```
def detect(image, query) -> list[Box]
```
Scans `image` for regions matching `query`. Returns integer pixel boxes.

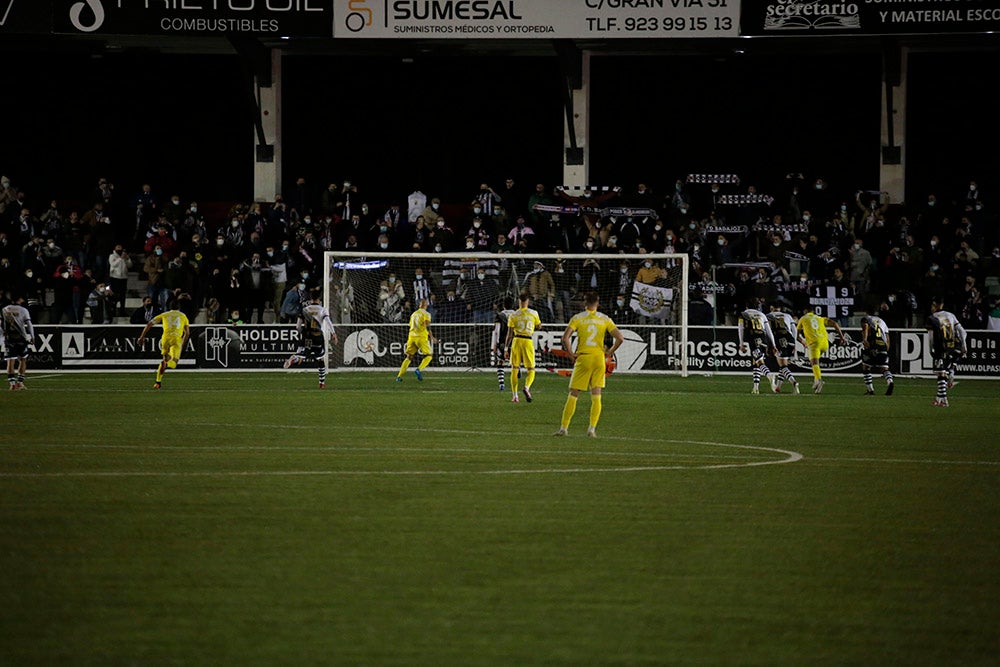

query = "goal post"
[323,251,689,376]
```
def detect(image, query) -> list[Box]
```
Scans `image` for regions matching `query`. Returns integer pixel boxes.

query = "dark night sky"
[3,47,998,217]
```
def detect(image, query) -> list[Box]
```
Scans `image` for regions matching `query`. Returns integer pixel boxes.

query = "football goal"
[322,251,689,375]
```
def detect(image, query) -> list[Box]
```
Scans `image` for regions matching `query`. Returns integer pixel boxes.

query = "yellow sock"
[417,355,433,371]
[397,358,411,377]
[589,394,602,428]
[812,364,822,381]
[155,361,165,383]
[511,368,519,393]
[561,395,578,429]
[525,369,536,389]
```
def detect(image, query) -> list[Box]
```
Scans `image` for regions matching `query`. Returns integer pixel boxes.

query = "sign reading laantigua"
[52,0,332,36]
[333,0,740,38]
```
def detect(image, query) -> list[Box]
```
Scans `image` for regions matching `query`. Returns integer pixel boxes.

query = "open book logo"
[69,0,106,33]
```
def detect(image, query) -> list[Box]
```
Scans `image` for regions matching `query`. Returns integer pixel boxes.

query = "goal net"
[322,252,689,375]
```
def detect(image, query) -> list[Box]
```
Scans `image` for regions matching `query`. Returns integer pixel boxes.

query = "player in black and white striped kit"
[283,289,338,389]
[738,304,777,395]
[926,297,967,407]
[2,295,36,391]
[765,304,801,394]
[860,313,894,396]
[491,296,516,392]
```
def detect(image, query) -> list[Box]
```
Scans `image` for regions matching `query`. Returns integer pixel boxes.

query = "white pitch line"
[0,428,802,477]
[804,456,1000,466]
[15,442,776,460]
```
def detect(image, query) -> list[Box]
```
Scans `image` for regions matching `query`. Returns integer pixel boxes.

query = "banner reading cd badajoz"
[333,0,739,39]
[51,0,331,36]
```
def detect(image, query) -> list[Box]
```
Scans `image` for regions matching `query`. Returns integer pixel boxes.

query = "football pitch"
[2,371,998,665]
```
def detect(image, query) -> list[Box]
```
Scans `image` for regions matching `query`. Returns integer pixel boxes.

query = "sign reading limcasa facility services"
[742,0,1000,35]
[51,0,332,36]
[26,324,1000,378]
[333,0,739,38]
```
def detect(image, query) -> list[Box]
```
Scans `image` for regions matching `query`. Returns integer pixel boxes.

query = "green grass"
[1,371,998,665]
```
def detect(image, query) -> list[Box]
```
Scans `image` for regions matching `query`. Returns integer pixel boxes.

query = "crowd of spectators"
[1,171,998,331]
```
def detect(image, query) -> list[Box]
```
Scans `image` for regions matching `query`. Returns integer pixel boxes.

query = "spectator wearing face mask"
[474,182,502,217]
[379,272,406,323]
[163,194,185,225]
[611,292,636,325]
[465,216,494,250]
[848,237,875,297]
[265,243,288,317]
[507,215,536,248]
[464,267,499,324]
[711,234,735,269]
[280,280,309,324]
[40,238,65,277]
[428,217,455,252]
[432,288,464,324]
[143,244,170,310]
[368,217,395,250]
[918,262,947,308]
[527,184,553,225]
[18,266,46,323]
[411,267,434,304]
[635,258,665,286]
[144,225,178,260]
[52,255,85,323]
[108,245,133,315]
[421,197,444,228]
[556,185,620,246]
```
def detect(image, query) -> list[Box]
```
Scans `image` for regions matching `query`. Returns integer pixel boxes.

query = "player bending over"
[926,297,967,407]
[765,304,800,394]
[738,303,778,395]
[860,313,894,396]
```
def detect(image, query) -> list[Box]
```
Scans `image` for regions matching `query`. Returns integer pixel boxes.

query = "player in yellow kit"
[796,309,845,394]
[396,297,438,382]
[137,293,192,390]
[503,291,542,403]
[554,291,625,438]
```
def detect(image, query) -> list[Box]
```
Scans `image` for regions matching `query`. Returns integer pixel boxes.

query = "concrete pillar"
[253,49,282,203]
[562,50,591,188]
[880,47,906,204]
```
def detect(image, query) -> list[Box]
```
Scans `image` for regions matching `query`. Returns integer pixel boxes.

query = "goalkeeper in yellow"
[554,291,624,438]
[137,293,192,390]
[796,308,845,394]
[396,297,438,382]
[503,291,542,404]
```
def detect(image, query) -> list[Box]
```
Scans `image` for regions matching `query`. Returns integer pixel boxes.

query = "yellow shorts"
[807,338,829,359]
[568,353,606,392]
[405,335,431,357]
[509,338,535,369]
[161,336,183,361]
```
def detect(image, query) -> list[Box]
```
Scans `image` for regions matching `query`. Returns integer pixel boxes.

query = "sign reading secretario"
[333,0,740,38]
[741,0,1000,35]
